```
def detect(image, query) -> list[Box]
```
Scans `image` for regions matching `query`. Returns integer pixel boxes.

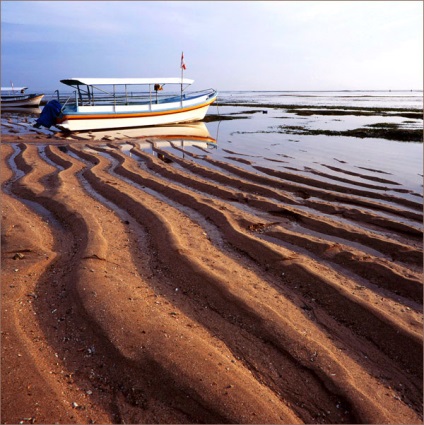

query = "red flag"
[181,52,186,70]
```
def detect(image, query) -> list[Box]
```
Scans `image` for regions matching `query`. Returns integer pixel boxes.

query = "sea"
[216,90,423,109]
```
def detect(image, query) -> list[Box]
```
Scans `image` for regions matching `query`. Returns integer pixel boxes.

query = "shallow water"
[204,103,423,200]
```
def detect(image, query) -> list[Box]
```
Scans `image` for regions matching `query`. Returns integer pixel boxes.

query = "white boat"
[50,78,217,132]
[1,86,44,107]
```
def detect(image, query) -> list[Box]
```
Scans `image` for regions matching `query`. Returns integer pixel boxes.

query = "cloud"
[1,1,422,91]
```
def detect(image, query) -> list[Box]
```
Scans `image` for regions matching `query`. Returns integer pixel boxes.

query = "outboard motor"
[34,100,62,128]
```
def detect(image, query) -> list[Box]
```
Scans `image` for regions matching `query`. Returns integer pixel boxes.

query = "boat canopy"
[1,86,28,92]
[60,78,194,87]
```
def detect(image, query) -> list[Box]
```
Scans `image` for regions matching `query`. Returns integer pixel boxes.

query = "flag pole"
[180,51,184,104]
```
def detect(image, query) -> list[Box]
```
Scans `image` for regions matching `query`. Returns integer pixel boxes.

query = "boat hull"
[1,94,44,107]
[56,96,217,132]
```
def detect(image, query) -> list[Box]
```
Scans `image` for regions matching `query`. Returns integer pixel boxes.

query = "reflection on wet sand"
[75,123,218,160]
[73,122,216,142]
[81,123,218,159]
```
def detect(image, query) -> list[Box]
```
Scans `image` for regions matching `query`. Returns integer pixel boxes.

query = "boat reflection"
[78,122,217,157]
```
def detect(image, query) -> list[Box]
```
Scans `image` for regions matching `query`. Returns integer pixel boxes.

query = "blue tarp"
[35,100,62,128]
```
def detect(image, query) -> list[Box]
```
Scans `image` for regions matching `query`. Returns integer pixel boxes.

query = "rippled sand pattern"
[1,136,423,424]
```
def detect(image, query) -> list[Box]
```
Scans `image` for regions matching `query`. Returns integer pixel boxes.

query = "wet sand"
[1,126,423,424]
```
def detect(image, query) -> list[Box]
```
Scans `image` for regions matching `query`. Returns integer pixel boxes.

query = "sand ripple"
[1,137,422,424]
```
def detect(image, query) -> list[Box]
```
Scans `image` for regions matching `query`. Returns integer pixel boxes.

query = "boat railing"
[184,88,217,100]
[80,92,155,106]
[56,88,216,109]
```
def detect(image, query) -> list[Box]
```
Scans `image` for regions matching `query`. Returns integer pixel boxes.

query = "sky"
[1,1,423,92]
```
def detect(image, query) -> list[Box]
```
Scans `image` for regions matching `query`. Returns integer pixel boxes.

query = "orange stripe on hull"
[57,97,216,123]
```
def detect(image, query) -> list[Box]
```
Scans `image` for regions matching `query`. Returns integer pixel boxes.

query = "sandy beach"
[1,107,423,424]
